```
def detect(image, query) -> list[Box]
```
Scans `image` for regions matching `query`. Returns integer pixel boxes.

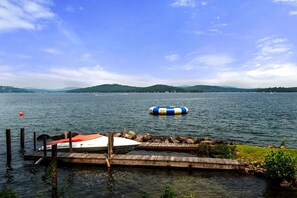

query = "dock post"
[6,129,12,163]
[20,128,25,149]
[108,131,114,159]
[68,131,73,153]
[43,136,47,159]
[51,144,58,198]
[122,128,126,138]
[33,132,36,151]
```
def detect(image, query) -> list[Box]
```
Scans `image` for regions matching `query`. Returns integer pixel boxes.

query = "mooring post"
[6,129,12,163]
[51,144,58,198]
[33,132,36,151]
[122,128,126,138]
[68,131,73,153]
[108,131,114,159]
[43,136,47,159]
[20,128,25,149]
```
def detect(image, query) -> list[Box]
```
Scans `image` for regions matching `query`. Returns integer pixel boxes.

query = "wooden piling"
[6,129,12,163]
[68,131,73,153]
[122,128,126,138]
[33,132,36,151]
[20,128,25,149]
[107,131,114,159]
[43,136,47,159]
[51,144,58,198]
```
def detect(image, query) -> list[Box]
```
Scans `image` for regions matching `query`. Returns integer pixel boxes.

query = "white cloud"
[289,10,297,14]
[43,48,61,55]
[171,0,196,7]
[165,54,180,62]
[179,54,235,70]
[199,37,297,88]
[0,65,165,89]
[0,0,55,32]
[273,0,297,15]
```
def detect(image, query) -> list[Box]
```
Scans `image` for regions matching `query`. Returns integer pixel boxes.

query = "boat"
[149,106,188,115]
[38,134,140,152]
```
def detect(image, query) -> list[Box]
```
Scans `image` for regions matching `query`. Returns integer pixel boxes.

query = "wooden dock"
[24,152,246,171]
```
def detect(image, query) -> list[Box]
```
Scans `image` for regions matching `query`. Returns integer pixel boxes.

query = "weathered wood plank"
[24,151,246,170]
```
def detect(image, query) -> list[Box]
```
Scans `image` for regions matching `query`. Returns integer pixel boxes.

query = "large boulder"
[143,133,153,142]
[125,130,137,139]
[134,135,144,142]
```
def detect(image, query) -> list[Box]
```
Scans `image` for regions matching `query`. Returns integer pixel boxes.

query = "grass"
[236,144,297,167]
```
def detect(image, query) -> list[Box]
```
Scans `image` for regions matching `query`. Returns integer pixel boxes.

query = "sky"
[1,0,297,89]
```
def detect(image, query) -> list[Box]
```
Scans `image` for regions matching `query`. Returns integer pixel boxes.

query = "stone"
[186,138,195,144]
[134,135,143,142]
[143,133,153,142]
[113,132,122,137]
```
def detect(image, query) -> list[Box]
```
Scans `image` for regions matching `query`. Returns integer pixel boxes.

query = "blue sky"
[1,0,297,89]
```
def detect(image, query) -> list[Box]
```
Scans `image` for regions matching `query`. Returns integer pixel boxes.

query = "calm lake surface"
[0,93,296,197]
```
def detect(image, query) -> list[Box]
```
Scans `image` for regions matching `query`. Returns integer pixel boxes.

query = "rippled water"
[0,93,296,197]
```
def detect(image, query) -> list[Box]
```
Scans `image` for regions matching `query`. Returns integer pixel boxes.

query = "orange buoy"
[19,112,24,117]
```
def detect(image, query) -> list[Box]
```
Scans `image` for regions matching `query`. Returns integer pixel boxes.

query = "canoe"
[38,134,140,152]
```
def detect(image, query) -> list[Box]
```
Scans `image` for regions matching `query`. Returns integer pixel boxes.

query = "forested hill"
[256,87,297,92]
[0,86,32,93]
[68,84,254,93]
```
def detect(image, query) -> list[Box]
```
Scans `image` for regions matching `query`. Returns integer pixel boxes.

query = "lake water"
[0,93,296,197]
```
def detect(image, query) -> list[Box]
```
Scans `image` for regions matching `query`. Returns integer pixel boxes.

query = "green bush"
[210,144,236,159]
[264,151,296,183]
[0,188,19,198]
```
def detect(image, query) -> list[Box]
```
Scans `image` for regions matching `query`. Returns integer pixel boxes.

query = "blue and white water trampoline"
[149,106,189,115]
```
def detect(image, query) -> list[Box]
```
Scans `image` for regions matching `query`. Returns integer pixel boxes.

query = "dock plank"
[24,151,246,171]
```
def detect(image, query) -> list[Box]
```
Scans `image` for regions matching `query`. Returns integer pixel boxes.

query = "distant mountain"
[256,87,297,92]
[137,84,190,93]
[0,86,32,93]
[25,87,80,93]
[68,84,254,93]
[68,84,139,93]
[183,85,254,92]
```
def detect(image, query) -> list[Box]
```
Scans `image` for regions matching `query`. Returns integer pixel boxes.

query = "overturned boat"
[38,134,140,152]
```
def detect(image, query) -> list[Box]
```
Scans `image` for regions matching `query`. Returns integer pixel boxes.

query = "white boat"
[38,134,140,152]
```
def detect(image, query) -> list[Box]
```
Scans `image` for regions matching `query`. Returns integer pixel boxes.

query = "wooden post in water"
[6,129,12,163]
[107,131,114,159]
[33,132,36,151]
[68,131,73,153]
[43,136,47,159]
[20,128,25,149]
[51,144,58,198]
[122,128,126,138]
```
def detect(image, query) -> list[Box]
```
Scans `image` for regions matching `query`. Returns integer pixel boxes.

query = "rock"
[176,135,188,143]
[200,140,214,145]
[134,135,143,142]
[170,137,180,144]
[280,145,286,149]
[164,139,170,144]
[143,133,153,142]
[125,130,137,139]
[186,138,195,144]
[153,138,162,143]
[113,132,122,137]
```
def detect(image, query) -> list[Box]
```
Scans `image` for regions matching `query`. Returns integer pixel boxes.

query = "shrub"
[160,185,176,198]
[264,151,296,183]
[0,188,19,198]
[210,144,236,159]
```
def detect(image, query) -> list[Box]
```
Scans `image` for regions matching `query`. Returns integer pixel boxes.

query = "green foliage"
[0,188,20,198]
[210,144,236,159]
[279,139,287,148]
[197,143,236,159]
[160,185,176,198]
[264,151,296,183]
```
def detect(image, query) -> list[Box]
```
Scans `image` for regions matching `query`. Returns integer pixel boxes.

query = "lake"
[0,93,296,197]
